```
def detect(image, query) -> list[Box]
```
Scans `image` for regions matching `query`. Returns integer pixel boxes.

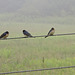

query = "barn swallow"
[45,28,55,38]
[23,30,33,37]
[0,31,9,39]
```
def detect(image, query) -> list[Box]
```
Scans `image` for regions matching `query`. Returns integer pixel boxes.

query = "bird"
[0,31,9,39]
[23,30,33,37]
[45,28,55,38]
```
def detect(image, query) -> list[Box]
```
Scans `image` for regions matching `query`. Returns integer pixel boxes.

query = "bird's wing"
[0,33,6,38]
[48,29,52,35]
[23,31,32,36]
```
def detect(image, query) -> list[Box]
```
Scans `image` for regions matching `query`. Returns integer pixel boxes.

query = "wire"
[0,66,75,74]
[0,33,75,40]
[54,33,75,36]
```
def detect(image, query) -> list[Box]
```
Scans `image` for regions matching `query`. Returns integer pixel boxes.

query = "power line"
[0,66,75,74]
[54,33,75,36]
[0,33,75,40]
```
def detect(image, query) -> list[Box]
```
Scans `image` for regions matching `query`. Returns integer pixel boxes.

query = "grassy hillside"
[0,16,75,75]
[0,0,75,75]
[0,24,75,75]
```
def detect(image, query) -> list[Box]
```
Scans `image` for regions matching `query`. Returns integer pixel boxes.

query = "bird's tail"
[31,35,36,38]
[45,35,48,38]
[30,35,33,37]
[27,34,36,38]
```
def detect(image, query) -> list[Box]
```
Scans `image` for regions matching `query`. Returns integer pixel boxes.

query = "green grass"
[0,17,75,75]
[0,35,75,75]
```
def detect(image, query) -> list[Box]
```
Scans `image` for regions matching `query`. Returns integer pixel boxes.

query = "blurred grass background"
[0,0,75,74]
[0,17,75,75]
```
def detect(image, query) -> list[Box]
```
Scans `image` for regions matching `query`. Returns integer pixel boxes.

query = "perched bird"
[23,30,32,37]
[45,28,55,38]
[0,31,9,39]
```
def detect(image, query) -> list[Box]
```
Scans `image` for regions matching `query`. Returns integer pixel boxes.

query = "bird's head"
[51,28,54,30]
[6,31,9,34]
[23,30,25,32]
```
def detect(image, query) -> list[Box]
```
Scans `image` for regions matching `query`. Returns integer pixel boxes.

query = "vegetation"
[0,0,75,75]
[0,23,75,75]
